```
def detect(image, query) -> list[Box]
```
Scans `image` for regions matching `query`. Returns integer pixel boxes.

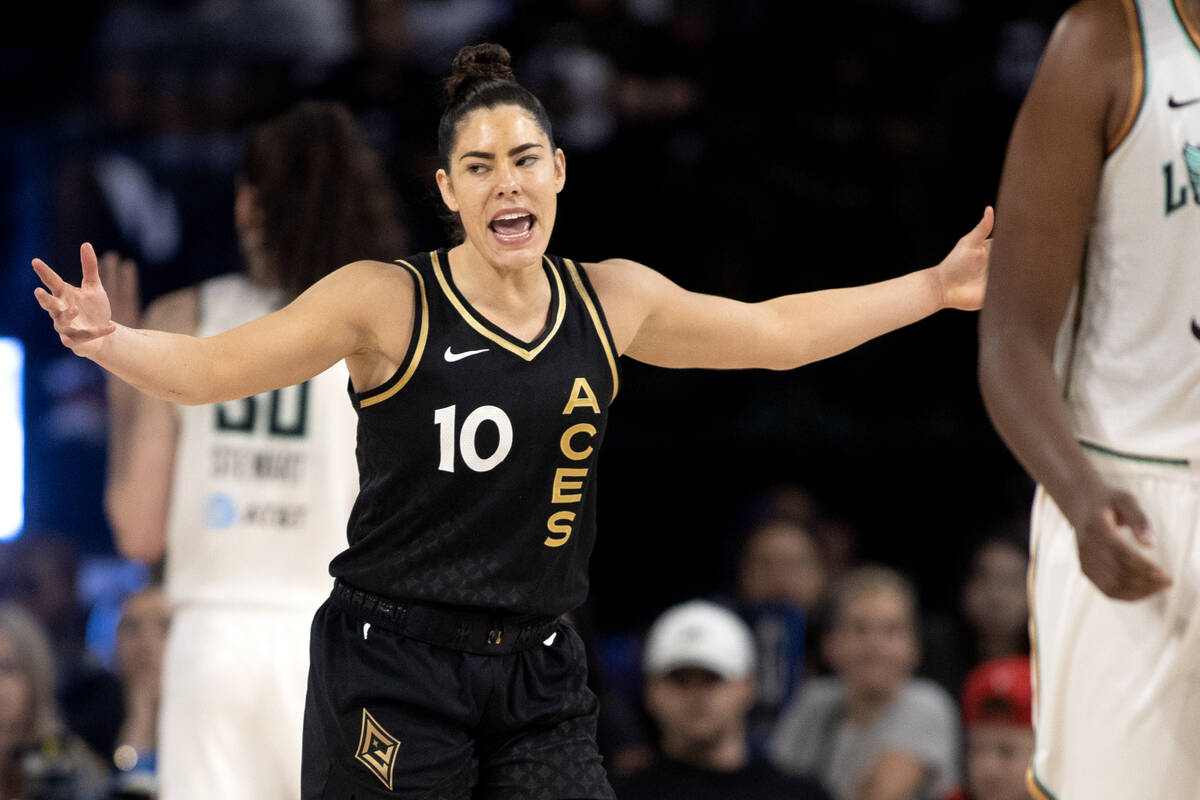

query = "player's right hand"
[33,242,117,359]
[1071,486,1172,601]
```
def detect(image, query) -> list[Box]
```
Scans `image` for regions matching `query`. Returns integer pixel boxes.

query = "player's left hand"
[933,205,993,311]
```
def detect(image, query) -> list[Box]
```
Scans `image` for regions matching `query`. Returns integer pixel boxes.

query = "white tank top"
[1063,0,1200,460]
[165,274,357,611]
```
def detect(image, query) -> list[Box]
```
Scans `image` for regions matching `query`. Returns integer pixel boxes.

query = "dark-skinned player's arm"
[978,0,1170,601]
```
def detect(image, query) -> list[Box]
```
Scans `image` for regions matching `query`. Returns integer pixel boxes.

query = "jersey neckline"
[430,249,566,362]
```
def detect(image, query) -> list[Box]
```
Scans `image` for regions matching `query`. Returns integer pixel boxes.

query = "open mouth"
[488,212,536,243]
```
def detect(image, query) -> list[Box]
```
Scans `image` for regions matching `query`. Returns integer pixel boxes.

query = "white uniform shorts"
[159,605,315,800]
[1028,450,1200,799]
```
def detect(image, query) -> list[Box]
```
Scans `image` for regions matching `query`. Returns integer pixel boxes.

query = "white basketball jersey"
[165,274,358,611]
[1063,0,1200,459]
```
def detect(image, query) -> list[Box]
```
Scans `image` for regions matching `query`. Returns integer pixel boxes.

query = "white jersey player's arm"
[102,254,194,563]
[978,0,1170,600]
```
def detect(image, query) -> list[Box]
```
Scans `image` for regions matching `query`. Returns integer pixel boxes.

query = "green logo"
[1184,143,1200,201]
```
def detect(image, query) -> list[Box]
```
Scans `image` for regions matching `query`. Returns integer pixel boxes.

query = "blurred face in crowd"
[0,631,31,737]
[825,587,919,700]
[962,540,1028,642]
[115,587,170,692]
[645,667,754,753]
[966,723,1035,800]
[737,520,827,611]
[437,104,566,272]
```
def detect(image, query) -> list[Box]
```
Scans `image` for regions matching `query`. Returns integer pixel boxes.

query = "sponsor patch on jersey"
[204,492,238,529]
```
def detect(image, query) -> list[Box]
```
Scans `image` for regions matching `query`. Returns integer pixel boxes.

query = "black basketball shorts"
[301,597,616,799]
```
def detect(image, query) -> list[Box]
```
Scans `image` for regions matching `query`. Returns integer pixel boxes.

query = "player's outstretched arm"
[33,242,407,406]
[977,0,1169,600]
[98,251,183,563]
[586,206,990,371]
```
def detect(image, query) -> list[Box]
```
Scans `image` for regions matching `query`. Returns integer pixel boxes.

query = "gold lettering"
[562,378,600,415]
[545,511,575,547]
[559,423,596,461]
[552,467,588,503]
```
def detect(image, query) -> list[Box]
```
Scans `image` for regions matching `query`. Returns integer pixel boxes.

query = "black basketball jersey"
[330,249,620,617]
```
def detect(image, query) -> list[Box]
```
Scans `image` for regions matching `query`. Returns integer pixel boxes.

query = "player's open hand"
[33,243,117,358]
[934,205,993,311]
[1071,485,1172,601]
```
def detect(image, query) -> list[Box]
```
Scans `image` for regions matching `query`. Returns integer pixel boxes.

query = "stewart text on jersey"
[331,250,621,617]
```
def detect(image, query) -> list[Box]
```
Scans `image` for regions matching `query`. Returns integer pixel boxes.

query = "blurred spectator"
[0,602,108,800]
[770,565,959,800]
[921,531,1029,698]
[614,599,829,800]
[734,512,830,751]
[942,657,1033,800]
[107,583,169,800]
[0,534,124,760]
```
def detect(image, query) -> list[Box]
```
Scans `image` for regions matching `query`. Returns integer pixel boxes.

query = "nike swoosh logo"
[1192,318,1200,340]
[1169,95,1200,109]
[444,346,489,362]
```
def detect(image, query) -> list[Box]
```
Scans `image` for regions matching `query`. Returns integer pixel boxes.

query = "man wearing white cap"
[614,599,830,800]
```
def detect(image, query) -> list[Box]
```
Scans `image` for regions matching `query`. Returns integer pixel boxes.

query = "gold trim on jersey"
[359,260,429,408]
[562,259,619,402]
[1026,767,1057,800]
[1024,490,1058,800]
[1109,0,1147,155]
[431,250,565,361]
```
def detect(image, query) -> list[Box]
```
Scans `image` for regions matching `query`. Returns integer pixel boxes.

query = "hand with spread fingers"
[32,242,117,358]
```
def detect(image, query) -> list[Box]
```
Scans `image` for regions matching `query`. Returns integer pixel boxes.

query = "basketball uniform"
[301,250,620,799]
[159,273,359,800]
[1028,2,1200,796]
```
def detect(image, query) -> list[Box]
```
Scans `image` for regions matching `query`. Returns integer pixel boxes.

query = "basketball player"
[978,1,1200,797]
[35,44,991,800]
[101,101,405,799]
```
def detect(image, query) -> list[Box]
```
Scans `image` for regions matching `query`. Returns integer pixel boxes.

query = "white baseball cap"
[642,599,756,680]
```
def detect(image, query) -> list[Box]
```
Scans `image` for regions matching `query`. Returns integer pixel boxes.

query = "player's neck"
[446,242,550,319]
[846,683,902,723]
[1184,0,1200,25]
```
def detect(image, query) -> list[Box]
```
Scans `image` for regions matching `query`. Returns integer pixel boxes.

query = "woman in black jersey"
[34,43,991,800]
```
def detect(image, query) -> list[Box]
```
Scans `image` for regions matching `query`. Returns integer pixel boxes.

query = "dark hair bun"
[444,43,516,105]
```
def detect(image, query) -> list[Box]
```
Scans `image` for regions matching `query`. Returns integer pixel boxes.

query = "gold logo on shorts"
[355,708,400,790]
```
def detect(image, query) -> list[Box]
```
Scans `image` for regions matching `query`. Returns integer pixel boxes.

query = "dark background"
[0,0,1071,637]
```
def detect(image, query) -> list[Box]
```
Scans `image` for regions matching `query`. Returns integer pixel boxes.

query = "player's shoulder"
[581,257,666,293]
[143,283,200,334]
[1051,0,1136,62]
[328,258,417,296]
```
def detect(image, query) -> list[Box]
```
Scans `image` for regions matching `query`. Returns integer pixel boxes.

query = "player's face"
[0,631,31,732]
[963,541,1028,640]
[825,588,919,697]
[436,105,565,272]
[737,522,827,610]
[645,667,754,749]
[966,723,1035,800]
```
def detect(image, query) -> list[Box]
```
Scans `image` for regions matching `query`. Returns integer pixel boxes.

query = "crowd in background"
[1,0,1073,798]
